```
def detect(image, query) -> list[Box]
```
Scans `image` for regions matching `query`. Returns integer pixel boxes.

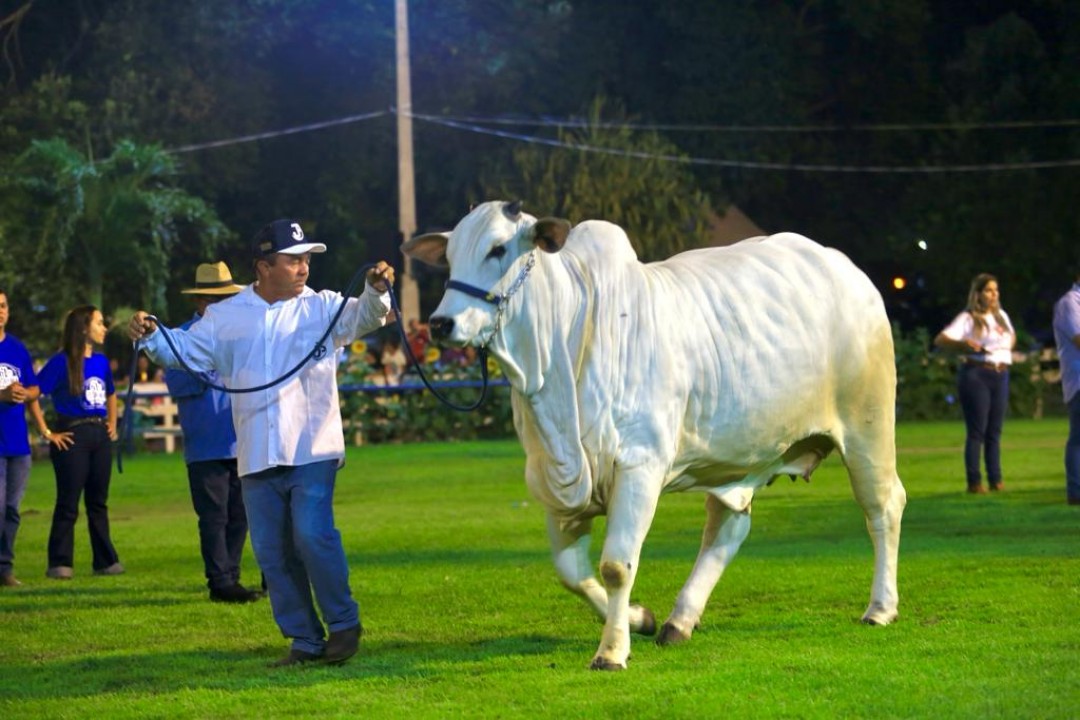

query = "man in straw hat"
[129,221,395,667]
[164,262,262,604]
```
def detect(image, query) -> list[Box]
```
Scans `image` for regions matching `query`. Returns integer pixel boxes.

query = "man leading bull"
[128,219,395,667]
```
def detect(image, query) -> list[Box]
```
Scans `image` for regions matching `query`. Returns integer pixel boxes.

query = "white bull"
[402,200,906,670]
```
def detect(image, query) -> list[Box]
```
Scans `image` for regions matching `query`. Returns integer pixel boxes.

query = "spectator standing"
[1052,271,1080,505]
[0,289,41,587]
[134,354,162,384]
[33,305,123,579]
[164,262,262,603]
[380,336,407,386]
[128,219,394,667]
[934,273,1016,494]
[406,318,430,365]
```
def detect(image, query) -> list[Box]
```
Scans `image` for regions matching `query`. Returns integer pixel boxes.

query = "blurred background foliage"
[0,0,1074,419]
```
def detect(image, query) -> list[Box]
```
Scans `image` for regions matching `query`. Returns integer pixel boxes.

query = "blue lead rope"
[117,265,491,472]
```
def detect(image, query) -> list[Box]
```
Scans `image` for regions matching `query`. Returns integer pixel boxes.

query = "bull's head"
[401,200,571,347]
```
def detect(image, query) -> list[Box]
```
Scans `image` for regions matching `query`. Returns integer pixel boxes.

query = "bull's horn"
[504,200,524,219]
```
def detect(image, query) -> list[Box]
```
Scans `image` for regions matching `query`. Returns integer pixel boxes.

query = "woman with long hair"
[32,305,123,578]
[934,273,1016,494]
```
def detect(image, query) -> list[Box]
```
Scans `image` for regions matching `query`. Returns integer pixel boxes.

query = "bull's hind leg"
[545,513,656,635]
[659,494,751,646]
[842,431,907,626]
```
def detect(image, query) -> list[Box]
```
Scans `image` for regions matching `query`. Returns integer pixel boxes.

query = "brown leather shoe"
[967,484,987,495]
[324,624,362,665]
[0,573,21,587]
[268,649,322,668]
[989,482,1004,492]
[46,566,74,580]
[93,562,125,576]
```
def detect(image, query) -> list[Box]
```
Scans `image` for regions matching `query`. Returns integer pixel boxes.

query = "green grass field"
[1,419,1077,719]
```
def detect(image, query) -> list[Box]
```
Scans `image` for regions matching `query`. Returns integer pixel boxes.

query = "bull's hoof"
[656,621,692,647]
[632,604,657,636]
[861,606,898,626]
[589,656,627,671]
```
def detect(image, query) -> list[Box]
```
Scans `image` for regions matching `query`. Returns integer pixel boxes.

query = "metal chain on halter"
[481,250,536,350]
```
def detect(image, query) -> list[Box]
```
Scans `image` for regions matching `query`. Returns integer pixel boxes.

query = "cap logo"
[291,223,304,241]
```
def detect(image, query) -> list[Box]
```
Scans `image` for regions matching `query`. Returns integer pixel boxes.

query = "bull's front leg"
[546,514,656,635]
[591,472,661,671]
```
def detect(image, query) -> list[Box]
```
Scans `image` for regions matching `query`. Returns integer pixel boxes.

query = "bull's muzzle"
[429,316,455,341]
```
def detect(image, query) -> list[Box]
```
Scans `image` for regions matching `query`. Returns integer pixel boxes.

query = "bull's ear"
[533,217,571,253]
[401,232,450,268]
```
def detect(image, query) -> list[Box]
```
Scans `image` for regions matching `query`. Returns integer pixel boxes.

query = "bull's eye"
[486,245,507,261]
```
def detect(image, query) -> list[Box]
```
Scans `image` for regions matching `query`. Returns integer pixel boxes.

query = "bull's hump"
[564,221,638,266]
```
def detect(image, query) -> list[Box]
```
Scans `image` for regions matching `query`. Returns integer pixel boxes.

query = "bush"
[893,324,962,421]
[891,323,1062,422]
[335,326,1063,443]
[338,350,515,444]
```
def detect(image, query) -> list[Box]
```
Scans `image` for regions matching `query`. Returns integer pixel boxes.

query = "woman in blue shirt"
[0,289,41,587]
[33,305,123,579]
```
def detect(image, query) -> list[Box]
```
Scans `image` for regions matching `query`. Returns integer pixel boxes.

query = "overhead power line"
[162,107,1080,173]
[411,113,1080,173]
[410,113,1080,133]
[168,110,389,154]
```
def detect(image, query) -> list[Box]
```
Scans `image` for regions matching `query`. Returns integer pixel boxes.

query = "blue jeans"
[958,365,1009,487]
[242,460,358,655]
[1067,393,1080,501]
[0,454,31,575]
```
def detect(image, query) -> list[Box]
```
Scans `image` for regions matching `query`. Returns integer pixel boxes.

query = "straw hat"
[181,262,246,295]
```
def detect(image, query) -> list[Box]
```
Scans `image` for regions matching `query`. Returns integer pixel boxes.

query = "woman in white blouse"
[934,273,1016,494]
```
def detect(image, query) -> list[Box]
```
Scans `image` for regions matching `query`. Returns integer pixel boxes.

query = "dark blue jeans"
[958,365,1009,487]
[1066,392,1080,501]
[187,458,248,590]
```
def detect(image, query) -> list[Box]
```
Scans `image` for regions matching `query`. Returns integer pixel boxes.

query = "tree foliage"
[0,0,1075,342]
[0,138,231,350]
[483,99,710,262]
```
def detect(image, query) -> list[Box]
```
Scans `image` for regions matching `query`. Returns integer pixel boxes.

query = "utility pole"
[395,0,420,325]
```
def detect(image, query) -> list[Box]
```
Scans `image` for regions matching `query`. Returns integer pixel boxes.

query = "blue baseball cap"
[251,219,327,257]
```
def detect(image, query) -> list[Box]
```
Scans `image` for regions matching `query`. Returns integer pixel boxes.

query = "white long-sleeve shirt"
[939,309,1015,365]
[143,283,391,477]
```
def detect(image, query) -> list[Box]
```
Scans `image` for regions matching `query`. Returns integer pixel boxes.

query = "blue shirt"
[1053,282,1080,404]
[0,334,37,456]
[37,352,115,417]
[163,313,238,464]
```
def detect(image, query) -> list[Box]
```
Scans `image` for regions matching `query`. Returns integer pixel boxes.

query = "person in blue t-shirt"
[0,289,41,587]
[33,305,122,580]
[164,262,262,604]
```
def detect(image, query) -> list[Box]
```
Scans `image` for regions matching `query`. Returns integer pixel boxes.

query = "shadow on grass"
[0,586,196,614]
[347,546,545,568]
[4,633,577,701]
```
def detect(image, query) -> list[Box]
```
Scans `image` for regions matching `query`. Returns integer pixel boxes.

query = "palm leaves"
[0,137,231,345]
